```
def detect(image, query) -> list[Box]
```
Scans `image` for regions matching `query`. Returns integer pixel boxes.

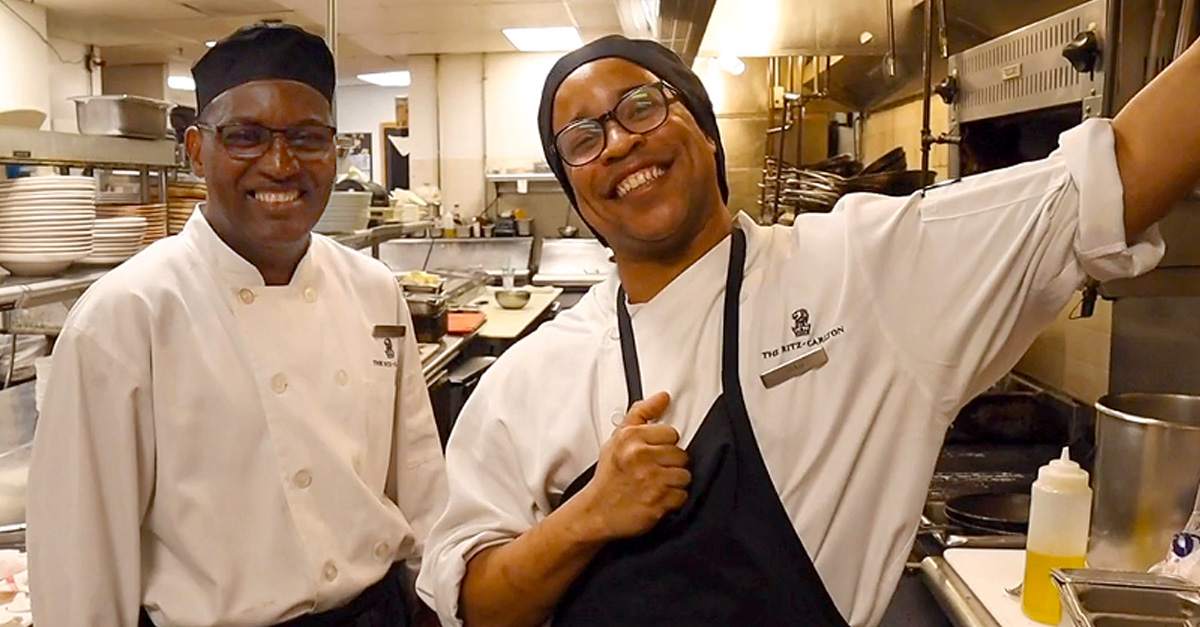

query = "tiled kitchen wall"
[1015,297,1113,403]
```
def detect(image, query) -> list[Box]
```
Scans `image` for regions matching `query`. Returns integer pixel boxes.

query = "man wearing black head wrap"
[29,23,446,627]
[423,34,1195,627]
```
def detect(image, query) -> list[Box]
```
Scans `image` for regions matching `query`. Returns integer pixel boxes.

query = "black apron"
[138,561,410,627]
[552,229,849,626]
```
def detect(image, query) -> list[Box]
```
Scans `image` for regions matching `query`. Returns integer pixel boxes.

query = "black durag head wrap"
[537,35,728,243]
[192,22,335,116]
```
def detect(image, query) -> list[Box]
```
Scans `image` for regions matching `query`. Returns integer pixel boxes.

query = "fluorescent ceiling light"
[356,71,412,87]
[167,75,196,91]
[205,40,217,48]
[502,27,582,52]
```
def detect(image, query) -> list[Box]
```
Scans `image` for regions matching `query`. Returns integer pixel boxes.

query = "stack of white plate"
[78,217,146,266]
[0,176,96,276]
[314,191,371,234]
[168,181,205,235]
[96,204,167,247]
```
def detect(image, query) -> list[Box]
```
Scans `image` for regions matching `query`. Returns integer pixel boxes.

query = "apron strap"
[721,229,747,404]
[615,229,746,412]
[615,286,644,408]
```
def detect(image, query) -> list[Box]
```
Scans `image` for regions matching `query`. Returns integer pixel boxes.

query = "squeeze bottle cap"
[1037,446,1090,492]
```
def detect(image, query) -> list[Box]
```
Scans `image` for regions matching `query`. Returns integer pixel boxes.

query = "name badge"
[372,325,407,338]
[760,346,828,389]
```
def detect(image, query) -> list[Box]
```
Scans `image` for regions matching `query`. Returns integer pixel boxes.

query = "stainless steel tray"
[71,95,170,140]
[1053,568,1200,626]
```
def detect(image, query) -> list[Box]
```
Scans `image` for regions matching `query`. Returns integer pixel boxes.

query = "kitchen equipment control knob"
[934,74,958,104]
[1063,30,1101,73]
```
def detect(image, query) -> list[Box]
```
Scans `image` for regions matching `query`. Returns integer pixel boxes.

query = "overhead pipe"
[884,0,897,77]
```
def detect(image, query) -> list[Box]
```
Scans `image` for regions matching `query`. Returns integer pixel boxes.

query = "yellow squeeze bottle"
[1022,447,1092,624]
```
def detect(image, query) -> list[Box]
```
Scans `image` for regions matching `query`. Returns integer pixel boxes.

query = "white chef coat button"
[374,541,390,560]
[610,410,625,426]
[323,561,339,582]
[608,328,620,341]
[237,288,255,305]
[270,373,288,394]
[293,469,312,489]
[303,287,317,303]
[335,369,349,386]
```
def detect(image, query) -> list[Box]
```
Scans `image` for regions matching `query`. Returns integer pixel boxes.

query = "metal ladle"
[558,203,579,238]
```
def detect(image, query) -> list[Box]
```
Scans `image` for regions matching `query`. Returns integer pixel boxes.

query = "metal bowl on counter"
[495,289,531,310]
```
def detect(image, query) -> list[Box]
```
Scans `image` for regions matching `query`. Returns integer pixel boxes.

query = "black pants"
[138,562,411,627]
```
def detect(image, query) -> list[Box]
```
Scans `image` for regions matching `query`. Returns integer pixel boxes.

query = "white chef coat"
[416,119,1165,626]
[28,209,447,627]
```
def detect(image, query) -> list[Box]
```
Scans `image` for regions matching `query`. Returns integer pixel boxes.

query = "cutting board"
[448,311,487,335]
[474,286,562,340]
[943,548,1062,627]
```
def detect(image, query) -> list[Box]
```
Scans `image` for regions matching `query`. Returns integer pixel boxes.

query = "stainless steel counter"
[920,556,1003,627]
[420,332,477,385]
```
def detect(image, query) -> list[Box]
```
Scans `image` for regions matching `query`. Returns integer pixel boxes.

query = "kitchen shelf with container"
[0,126,179,306]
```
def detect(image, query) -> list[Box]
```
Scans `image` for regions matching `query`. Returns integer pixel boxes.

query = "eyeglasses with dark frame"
[195,122,338,161]
[553,81,679,167]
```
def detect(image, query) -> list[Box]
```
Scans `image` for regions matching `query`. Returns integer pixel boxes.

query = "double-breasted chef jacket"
[28,208,448,627]
[417,119,1164,626]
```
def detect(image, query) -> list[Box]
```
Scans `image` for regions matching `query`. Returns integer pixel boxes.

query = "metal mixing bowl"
[495,289,531,309]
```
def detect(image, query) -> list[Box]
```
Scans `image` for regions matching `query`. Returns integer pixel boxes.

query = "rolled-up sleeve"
[415,379,540,626]
[1060,119,1165,279]
[28,329,154,627]
[842,118,1164,415]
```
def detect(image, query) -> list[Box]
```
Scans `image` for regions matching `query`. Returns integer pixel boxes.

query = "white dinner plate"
[0,225,93,234]
[0,209,96,218]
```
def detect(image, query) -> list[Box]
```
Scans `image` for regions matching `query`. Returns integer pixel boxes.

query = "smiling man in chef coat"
[415,34,1200,627]
[27,23,446,627]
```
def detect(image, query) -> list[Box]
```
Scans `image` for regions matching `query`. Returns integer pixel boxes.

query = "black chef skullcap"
[192,22,335,115]
[537,35,729,219]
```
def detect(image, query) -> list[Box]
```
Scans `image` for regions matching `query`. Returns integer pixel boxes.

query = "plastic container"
[1022,447,1092,624]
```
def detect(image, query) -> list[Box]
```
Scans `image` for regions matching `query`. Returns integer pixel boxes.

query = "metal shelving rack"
[0,128,178,313]
[0,128,434,312]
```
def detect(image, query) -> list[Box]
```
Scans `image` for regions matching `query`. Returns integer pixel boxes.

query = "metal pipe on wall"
[774,57,789,218]
[920,0,935,177]
[759,57,775,215]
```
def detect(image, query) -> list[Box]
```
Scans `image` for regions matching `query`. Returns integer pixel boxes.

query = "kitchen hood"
[616,0,718,65]
[696,0,1091,111]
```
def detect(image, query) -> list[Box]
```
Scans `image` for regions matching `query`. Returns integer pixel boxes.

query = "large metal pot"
[1089,393,1200,571]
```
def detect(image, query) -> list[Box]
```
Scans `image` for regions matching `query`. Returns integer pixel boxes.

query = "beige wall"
[102,64,167,100]
[861,97,950,181]
[1015,298,1113,403]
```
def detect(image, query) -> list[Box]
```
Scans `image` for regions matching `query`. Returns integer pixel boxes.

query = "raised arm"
[1113,37,1200,238]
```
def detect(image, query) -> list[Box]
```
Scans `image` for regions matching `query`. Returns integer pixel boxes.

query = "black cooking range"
[916,376,1093,555]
